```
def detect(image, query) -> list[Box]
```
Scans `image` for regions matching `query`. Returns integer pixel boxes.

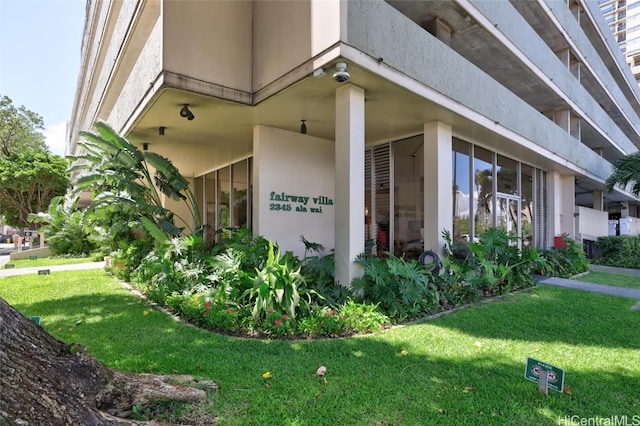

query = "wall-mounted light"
[180,104,195,120]
[300,120,307,134]
[158,126,166,136]
[142,142,149,151]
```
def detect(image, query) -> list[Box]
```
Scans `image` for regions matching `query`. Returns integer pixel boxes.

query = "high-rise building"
[68,1,640,285]
[599,0,640,80]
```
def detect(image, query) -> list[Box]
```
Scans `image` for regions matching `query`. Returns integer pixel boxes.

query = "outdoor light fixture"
[180,104,195,120]
[158,126,166,136]
[142,142,149,151]
[300,120,307,134]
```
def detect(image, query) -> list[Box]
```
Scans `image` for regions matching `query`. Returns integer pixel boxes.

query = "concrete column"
[423,121,452,256]
[548,172,576,241]
[555,109,570,133]
[334,84,365,287]
[621,201,630,218]
[593,190,603,211]
[39,233,45,248]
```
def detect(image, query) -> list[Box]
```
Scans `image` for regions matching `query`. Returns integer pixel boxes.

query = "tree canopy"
[0,95,48,157]
[0,152,69,228]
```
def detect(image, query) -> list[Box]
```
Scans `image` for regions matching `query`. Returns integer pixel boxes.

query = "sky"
[0,0,86,156]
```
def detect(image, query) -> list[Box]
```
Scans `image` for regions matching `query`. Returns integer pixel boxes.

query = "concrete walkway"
[536,264,640,310]
[0,255,105,278]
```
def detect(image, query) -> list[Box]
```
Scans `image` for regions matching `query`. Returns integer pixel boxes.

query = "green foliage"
[351,253,440,321]
[298,306,348,337]
[28,196,95,256]
[245,241,309,321]
[440,228,546,297]
[594,235,640,269]
[70,121,201,244]
[0,95,47,157]
[340,299,389,333]
[0,151,69,227]
[132,235,208,305]
[605,151,640,196]
[538,234,589,278]
[262,309,297,337]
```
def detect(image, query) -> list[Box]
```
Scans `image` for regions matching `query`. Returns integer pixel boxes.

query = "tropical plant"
[69,121,201,243]
[539,234,590,277]
[132,235,208,304]
[351,253,440,321]
[27,195,95,255]
[244,241,310,321]
[605,152,640,196]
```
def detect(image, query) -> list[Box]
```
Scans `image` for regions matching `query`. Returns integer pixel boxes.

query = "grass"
[575,271,640,289]
[4,256,93,269]
[1,270,639,425]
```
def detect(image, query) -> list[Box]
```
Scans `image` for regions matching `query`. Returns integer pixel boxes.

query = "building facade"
[68,0,640,286]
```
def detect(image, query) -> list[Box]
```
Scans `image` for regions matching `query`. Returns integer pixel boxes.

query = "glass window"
[473,146,493,236]
[521,165,534,247]
[452,139,472,243]
[393,136,424,260]
[497,154,518,196]
[218,166,231,229]
[205,171,217,241]
[194,176,204,231]
[232,160,248,228]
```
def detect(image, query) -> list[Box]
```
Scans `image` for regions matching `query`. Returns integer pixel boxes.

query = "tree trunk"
[0,297,214,425]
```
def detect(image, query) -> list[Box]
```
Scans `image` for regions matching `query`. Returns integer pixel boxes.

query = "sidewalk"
[0,258,105,278]
[537,264,640,301]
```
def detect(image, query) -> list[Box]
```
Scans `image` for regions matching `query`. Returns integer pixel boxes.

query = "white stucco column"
[423,121,452,256]
[621,201,630,218]
[334,84,365,286]
[593,189,603,211]
[548,171,576,241]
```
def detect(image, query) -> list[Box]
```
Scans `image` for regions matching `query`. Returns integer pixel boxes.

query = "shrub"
[244,241,312,321]
[262,309,297,337]
[594,235,640,269]
[299,306,348,337]
[340,299,389,333]
[540,234,590,277]
[133,236,208,305]
[350,254,440,321]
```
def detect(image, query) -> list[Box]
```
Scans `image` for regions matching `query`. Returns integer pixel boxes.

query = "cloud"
[44,121,68,157]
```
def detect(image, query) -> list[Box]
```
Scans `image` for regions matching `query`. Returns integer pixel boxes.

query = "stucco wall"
[577,206,608,240]
[253,126,335,258]
[163,0,252,93]
[345,0,614,182]
[253,0,340,90]
[470,0,639,153]
[107,12,162,131]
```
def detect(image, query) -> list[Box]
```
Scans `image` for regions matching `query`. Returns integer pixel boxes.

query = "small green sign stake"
[4,264,15,269]
[525,357,565,395]
[28,316,41,325]
[37,269,50,275]
[29,255,38,260]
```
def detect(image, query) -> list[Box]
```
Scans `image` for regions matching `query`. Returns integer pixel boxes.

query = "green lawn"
[1,270,639,425]
[4,256,93,269]
[575,271,640,289]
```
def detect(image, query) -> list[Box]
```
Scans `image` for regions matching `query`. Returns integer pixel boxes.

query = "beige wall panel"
[253,0,340,89]
[107,16,163,131]
[163,0,252,93]
[253,125,335,258]
[142,140,252,180]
